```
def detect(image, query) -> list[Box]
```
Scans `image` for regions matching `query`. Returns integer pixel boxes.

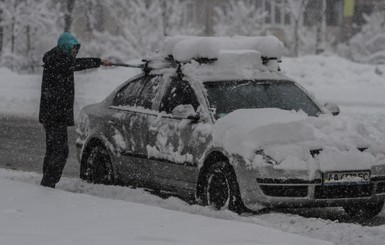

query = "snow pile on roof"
[146,36,285,76]
[162,36,284,62]
[181,49,286,81]
[212,108,385,177]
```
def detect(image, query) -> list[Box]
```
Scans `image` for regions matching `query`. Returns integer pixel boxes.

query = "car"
[76,36,385,218]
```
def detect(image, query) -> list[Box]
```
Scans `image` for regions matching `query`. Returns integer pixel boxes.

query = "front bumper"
[247,178,385,209]
[232,159,385,210]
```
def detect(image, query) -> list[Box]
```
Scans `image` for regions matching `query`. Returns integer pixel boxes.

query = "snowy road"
[0,116,79,177]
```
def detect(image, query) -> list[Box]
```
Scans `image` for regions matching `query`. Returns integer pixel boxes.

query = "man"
[39,32,112,188]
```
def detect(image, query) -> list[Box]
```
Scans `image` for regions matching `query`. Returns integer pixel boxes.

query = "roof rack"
[192,57,218,64]
[261,57,281,65]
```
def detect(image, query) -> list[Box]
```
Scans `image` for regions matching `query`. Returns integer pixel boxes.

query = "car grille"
[260,185,308,197]
[314,184,372,199]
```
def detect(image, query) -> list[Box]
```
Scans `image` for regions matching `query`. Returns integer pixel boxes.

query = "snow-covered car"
[76,36,385,218]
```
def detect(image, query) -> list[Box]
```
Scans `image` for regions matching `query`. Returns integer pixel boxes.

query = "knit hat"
[57,32,81,56]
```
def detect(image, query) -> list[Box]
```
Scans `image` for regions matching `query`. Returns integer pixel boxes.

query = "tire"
[83,144,114,185]
[202,161,246,213]
[343,200,384,219]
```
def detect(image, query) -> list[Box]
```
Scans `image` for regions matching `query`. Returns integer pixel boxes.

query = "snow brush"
[111,63,144,68]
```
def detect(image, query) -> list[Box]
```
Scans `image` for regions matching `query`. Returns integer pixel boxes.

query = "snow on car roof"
[162,36,284,62]
[147,36,286,79]
[181,52,288,82]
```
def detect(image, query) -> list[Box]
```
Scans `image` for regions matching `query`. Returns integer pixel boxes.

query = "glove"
[101,59,113,66]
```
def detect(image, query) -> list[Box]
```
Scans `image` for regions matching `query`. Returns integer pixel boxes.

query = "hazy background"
[1,0,385,73]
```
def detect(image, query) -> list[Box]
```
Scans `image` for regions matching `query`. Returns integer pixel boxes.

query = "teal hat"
[57,32,81,56]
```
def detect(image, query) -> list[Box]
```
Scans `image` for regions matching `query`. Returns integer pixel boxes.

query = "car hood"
[212,108,385,173]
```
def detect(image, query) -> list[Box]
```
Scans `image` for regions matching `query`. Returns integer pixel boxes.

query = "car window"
[204,80,321,118]
[112,77,145,107]
[136,76,161,110]
[160,78,200,114]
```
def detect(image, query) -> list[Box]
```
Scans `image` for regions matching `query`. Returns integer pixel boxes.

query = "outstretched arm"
[73,58,112,71]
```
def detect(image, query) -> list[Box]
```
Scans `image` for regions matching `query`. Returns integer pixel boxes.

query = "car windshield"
[204,80,322,118]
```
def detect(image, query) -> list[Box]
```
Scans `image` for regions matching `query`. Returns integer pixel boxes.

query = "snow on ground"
[0,169,330,245]
[1,54,385,244]
[1,168,385,245]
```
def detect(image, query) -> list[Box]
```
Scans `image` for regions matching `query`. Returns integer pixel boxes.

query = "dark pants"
[40,124,69,188]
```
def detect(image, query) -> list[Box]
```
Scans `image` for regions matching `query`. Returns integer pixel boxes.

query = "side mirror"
[172,104,200,122]
[324,102,340,116]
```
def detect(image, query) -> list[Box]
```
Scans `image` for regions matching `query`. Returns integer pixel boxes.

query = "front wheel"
[343,200,384,219]
[202,161,246,213]
[83,144,114,185]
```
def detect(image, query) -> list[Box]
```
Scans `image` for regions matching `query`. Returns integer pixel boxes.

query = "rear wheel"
[83,144,114,185]
[202,161,246,213]
[343,200,384,219]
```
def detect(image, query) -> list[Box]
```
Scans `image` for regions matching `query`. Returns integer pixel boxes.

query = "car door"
[147,76,211,195]
[108,76,153,185]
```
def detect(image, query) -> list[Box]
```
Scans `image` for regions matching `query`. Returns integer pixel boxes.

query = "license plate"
[323,171,371,185]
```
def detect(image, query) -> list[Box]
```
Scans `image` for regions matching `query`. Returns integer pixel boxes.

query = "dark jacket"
[39,47,101,126]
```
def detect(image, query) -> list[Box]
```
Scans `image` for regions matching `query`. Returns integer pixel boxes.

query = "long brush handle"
[111,63,144,68]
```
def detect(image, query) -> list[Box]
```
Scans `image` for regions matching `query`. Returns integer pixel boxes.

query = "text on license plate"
[323,171,371,185]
